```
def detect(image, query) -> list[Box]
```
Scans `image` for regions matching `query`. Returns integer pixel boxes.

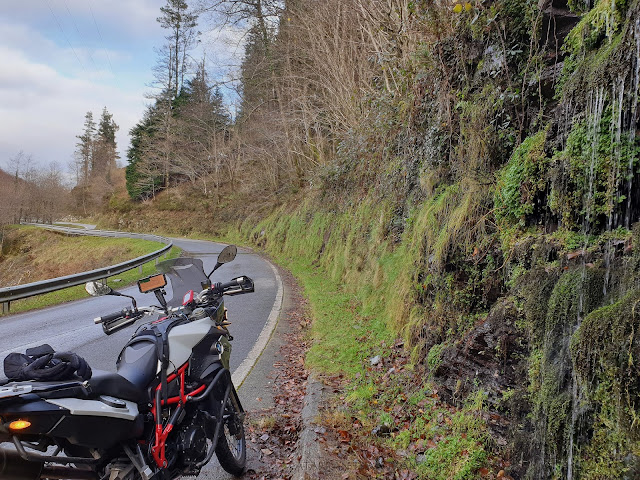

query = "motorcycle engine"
[175,411,209,467]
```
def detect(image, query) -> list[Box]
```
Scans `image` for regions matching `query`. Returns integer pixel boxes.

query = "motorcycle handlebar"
[221,278,245,290]
[94,309,128,324]
[212,276,255,295]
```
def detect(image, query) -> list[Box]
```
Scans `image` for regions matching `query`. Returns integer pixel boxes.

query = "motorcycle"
[0,245,255,480]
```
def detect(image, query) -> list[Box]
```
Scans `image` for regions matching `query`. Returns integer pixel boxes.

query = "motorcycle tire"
[215,395,246,476]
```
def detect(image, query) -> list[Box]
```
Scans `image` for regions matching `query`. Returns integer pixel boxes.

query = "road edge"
[293,373,324,480]
[231,258,284,387]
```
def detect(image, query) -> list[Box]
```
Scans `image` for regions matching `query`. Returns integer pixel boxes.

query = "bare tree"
[156,0,200,99]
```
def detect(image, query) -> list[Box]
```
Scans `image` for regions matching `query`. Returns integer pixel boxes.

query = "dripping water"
[625,18,640,229]
[563,99,574,150]
[604,76,625,296]
[567,87,606,480]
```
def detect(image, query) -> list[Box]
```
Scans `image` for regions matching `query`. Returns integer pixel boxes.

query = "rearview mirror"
[207,245,238,278]
[217,245,237,264]
[85,282,113,297]
[138,274,167,293]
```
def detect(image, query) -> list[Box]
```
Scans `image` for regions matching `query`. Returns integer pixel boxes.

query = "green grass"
[276,255,393,377]
[3,246,181,315]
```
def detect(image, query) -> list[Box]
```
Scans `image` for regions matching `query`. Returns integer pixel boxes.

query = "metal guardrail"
[0,225,173,313]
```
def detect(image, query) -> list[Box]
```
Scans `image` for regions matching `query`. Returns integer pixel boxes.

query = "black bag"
[4,344,92,382]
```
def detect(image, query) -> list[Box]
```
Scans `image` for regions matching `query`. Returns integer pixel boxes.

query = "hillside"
[97,0,640,478]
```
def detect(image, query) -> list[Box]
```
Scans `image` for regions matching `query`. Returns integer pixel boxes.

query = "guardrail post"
[139,265,143,274]
[2,301,9,314]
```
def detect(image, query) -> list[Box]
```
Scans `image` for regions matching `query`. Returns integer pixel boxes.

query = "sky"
[0,1,245,180]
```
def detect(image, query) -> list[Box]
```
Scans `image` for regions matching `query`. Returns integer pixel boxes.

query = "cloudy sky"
[0,1,243,178]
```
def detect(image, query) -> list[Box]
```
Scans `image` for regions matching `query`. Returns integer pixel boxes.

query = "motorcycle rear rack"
[0,384,33,399]
[0,380,89,401]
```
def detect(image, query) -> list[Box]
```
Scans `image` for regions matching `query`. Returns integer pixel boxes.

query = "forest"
[4,0,640,477]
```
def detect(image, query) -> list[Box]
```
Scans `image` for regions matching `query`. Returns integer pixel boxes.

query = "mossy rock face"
[525,267,605,478]
[546,268,605,341]
[569,287,640,477]
[495,130,549,227]
[572,288,640,427]
[515,265,561,344]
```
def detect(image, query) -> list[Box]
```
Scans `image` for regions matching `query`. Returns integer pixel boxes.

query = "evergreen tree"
[93,107,119,181]
[126,106,164,200]
[156,0,199,100]
[75,111,95,185]
[239,24,274,120]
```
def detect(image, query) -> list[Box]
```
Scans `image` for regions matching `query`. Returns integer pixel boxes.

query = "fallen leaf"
[338,430,352,443]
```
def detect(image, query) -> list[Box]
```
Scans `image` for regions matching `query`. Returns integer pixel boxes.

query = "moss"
[572,288,640,426]
[548,99,637,232]
[579,422,635,479]
[494,129,549,227]
[525,268,605,477]
[568,287,640,476]
[516,266,561,345]
[565,0,624,51]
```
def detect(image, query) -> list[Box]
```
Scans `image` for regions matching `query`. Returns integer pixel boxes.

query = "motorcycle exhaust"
[0,449,98,480]
[0,448,43,480]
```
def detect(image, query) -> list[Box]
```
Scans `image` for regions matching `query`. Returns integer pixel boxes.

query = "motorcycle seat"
[88,370,144,403]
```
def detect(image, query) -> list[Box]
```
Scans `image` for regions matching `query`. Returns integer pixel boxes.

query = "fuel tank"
[167,316,218,369]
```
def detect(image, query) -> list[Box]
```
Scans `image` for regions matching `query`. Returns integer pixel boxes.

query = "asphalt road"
[0,235,281,479]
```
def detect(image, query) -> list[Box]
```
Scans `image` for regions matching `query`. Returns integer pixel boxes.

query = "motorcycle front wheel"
[215,395,246,476]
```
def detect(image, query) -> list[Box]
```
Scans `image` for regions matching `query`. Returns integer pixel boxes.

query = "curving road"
[0,235,282,479]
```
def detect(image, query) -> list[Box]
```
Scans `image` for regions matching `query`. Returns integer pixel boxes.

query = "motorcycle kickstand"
[123,444,155,480]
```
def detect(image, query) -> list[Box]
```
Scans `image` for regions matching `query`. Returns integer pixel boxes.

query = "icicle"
[585,87,605,232]
[563,99,574,150]
[567,370,580,480]
[568,87,606,480]
[625,19,640,229]
[604,77,625,296]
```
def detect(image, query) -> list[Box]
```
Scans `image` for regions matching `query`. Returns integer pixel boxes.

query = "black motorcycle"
[0,245,254,480]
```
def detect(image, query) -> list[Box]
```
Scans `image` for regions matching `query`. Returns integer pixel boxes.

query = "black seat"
[88,370,144,403]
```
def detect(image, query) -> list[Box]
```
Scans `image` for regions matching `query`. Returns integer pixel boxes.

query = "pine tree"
[75,111,95,185]
[126,106,165,200]
[93,107,119,181]
[156,0,199,100]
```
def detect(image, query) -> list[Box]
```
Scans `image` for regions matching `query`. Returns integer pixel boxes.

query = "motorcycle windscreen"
[156,257,209,307]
